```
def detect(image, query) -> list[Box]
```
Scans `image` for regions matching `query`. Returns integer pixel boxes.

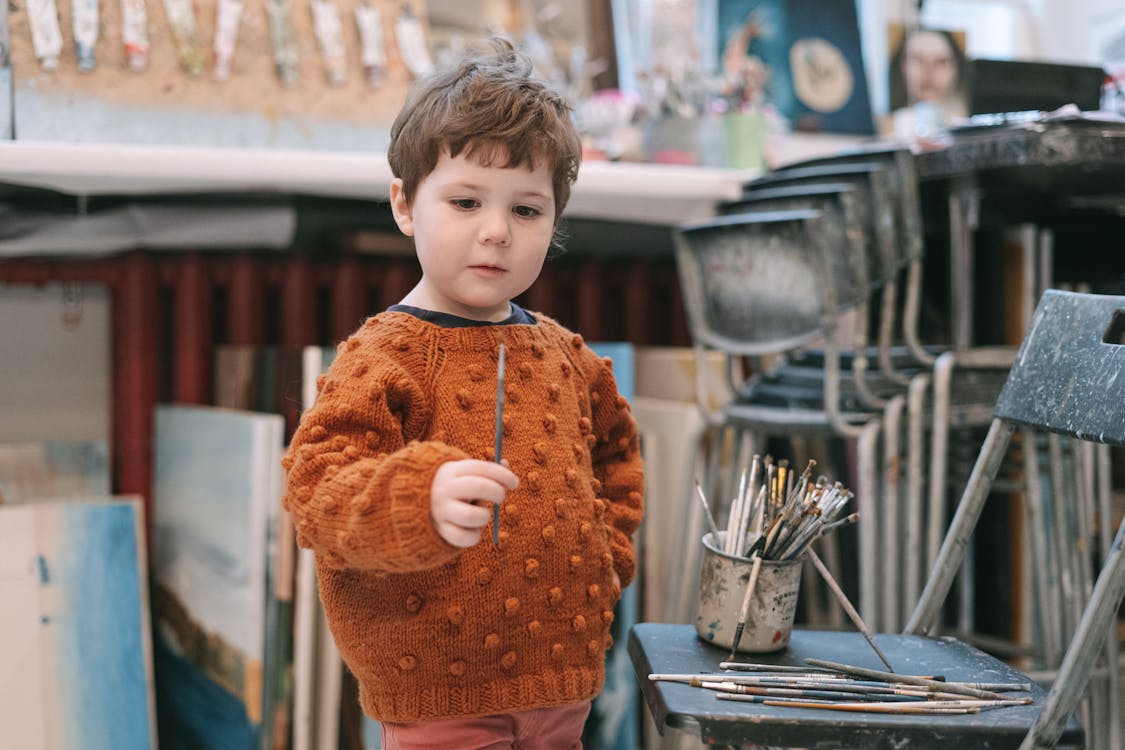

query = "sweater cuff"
[374,441,469,572]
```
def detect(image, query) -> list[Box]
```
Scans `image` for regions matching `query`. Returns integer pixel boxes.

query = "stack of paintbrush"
[703,456,858,563]
[649,658,1034,715]
[697,455,888,668]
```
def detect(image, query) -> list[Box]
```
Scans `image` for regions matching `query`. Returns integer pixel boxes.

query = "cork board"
[6,0,430,145]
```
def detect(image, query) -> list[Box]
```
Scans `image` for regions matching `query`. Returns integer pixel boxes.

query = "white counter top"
[0,140,752,225]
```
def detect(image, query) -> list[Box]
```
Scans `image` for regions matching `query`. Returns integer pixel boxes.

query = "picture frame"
[717,0,875,135]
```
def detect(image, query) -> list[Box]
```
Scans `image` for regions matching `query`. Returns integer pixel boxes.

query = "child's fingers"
[448,475,508,505]
[435,520,484,548]
[440,496,492,528]
[430,459,517,547]
[443,459,519,489]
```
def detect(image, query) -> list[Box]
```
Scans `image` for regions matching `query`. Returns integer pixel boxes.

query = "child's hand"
[430,459,519,548]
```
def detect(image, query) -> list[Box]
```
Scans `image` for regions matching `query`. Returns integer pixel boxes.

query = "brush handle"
[492,344,505,546]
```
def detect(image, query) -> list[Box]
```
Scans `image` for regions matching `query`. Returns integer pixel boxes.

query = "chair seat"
[732,364,913,414]
[630,622,1084,750]
[731,357,1009,421]
[721,400,875,435]
[789,343,946,370]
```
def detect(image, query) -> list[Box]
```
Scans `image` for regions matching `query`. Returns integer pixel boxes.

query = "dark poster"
[718,0,875,135]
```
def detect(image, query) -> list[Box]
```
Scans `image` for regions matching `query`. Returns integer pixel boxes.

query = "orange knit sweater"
[281,311,645,723]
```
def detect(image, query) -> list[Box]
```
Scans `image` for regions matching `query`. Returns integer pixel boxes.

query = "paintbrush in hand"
[492,343,506,546]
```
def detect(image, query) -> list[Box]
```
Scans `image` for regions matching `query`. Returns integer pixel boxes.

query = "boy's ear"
[389,178,415,237]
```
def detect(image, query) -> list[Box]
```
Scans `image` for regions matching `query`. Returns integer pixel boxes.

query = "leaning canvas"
[586,342,640,750]
[152,404,284,750]
[0,497,156,750]
[0,440,110,505]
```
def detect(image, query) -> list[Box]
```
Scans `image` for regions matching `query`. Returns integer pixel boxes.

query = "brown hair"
[387,37,582,226]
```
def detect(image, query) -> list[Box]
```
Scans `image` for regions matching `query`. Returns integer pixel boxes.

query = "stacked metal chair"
[753,148,1016,632]
[690,154,932,629]
[674,204,886,629]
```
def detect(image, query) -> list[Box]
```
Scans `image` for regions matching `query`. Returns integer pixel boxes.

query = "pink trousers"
[380,701,592,749]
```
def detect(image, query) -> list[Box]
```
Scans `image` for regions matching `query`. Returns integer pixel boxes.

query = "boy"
[281,37,645,749]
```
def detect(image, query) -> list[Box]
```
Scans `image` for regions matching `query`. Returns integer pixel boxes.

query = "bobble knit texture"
[282,311,645,723]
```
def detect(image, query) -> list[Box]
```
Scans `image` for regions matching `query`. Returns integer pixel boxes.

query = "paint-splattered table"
[629,622,1082,749]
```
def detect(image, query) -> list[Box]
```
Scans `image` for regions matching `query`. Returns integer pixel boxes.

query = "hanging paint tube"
[312,0,347,86]
[212,0,244,81]
[27,0,63,71]
[162,0,205,75]
[354,1,387,88]
[72,0,98,71]
[120,0,150,72]
[266,0,299,87]
[394,3,432,79]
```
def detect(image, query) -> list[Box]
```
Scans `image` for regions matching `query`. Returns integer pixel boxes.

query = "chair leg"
[1018,511,1125,750]
[1095,444,1121,750]
[926,353,954,574]
[903,259,936,366]
[881,395,905,631]
[904,373,929,623]
[877,278,911,386]
[905,418,1015,635]
[1048,434,1079,642]
[1022,429,1062,667]
[857,420,882,628]
[851,300,886,410]
[949,175,978,351]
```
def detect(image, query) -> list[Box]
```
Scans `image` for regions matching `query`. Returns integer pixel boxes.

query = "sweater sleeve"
[281,341,466,573]
[585,353,645,589]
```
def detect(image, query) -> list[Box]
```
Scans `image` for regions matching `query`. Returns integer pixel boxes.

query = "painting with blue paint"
[0,497,156,750]
[584,342,640,750]
[0,440,110,504]
[152,405,284,750]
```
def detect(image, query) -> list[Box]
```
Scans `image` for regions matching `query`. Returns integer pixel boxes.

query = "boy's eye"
[513,205,542,218]
[452,199,479,210]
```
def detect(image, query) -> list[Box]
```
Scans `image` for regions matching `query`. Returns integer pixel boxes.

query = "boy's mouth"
[470,264,507,275]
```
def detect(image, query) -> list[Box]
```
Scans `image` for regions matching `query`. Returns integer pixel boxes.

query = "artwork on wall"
[884,23,968,140]
[3,0,604,149]
[5,0,433,148]
[0,497,157,750]
[717,0,874,135]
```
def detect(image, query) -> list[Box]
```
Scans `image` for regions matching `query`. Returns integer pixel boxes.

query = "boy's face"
[390,147,556,322]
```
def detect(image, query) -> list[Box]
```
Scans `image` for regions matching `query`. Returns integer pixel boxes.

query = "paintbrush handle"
[728,553,763,658]
[757,699,980,714]
[807,549,895,673]
[804,658,1007,700]
[694,481,722,541]
[492,343,505,546]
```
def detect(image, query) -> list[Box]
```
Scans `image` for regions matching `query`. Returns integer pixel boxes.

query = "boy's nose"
[478,210,512,246]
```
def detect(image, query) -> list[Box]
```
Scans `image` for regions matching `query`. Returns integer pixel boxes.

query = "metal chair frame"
[906,289,1125,749]
[761,153,1017,633]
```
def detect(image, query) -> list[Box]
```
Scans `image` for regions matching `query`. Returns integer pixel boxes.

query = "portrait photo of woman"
[884,24,968,141]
